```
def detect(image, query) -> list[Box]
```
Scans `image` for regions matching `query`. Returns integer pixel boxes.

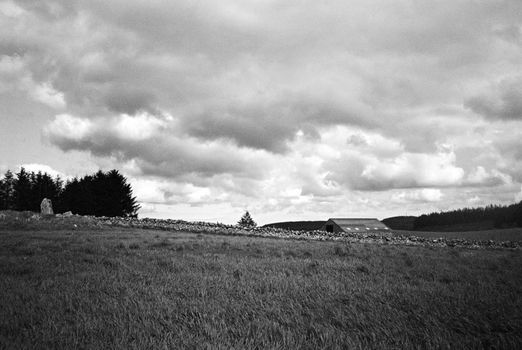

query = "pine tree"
[0,170,15,210]
[516,201,522,227]
[238,211,256,228]
[92,169,140,217]
[60,178,83,214]
[59,169,139,217]
[53,175,64,212]
[14,168,32,211]
[28,171,39,211]
[105,169,140,217]
[0,176,4,210]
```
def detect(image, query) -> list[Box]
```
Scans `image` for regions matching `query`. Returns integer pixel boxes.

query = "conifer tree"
[0,170,15,210]
[59,169,139,217]
[14,168,32,211]
[238,211,256,228]
[106,169,140,217]
[516,201,522,227]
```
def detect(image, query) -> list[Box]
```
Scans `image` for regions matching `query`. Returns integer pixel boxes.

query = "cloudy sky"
[1,0,522,224]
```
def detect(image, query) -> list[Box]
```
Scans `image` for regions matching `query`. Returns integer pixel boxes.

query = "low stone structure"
[40,198,54,215]
[321,218,390,235]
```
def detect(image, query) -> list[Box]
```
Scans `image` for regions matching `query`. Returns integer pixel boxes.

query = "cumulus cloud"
[47,114,92,140]
[183,96,372,153]
[465,166,509,187]
[326,141,465,191]
[7,0,517,153]
[467,196,482,205]
[359,151,464,190]
[0,1,24,18]
[515,186,522,202]
[44,113,271,179]
[0,55,65,108]
[1,0,521,222]
[30,82,65,109]
[131,177,219,206]
[391,189,443,204]
[19,163,66,179]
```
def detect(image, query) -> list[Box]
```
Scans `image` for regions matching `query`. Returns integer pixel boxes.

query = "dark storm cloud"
[44,114,268,179]
[184,97,374,153]
[186,110,295,153]
[465,78,522,120]
[103,87,156,115]
[493,24,522,45]
[496,138,522,161]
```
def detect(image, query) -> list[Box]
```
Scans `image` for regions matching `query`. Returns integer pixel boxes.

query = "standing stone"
[40,198,54,215]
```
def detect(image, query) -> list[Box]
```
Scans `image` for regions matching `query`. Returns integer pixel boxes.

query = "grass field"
[1,227,521,349]
[393,227,522,242]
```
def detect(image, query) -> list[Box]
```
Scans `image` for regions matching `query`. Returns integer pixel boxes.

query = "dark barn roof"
[326,218,389,232]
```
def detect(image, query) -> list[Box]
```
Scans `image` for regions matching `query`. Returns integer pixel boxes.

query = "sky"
[1,0,522,225]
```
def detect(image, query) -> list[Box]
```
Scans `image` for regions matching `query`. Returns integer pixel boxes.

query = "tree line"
[414,201,522,229]
[0,168,140,217]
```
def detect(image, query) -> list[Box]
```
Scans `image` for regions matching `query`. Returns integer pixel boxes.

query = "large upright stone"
[40,198,54,215]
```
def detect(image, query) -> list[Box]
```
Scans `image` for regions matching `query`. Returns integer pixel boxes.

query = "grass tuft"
[128,242,140,250]
[356,264,370,274]
[333,245,350,256]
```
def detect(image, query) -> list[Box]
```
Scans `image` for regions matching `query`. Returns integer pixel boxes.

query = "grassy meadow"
[393,227,522,242]
[1,227,521,349]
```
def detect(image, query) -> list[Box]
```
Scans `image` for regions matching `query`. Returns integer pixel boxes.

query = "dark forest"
[0,168,139,217]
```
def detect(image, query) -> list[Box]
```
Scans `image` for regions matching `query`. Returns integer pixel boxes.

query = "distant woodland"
[0,168,139,217]
[413,202,522,230]
[383,202,522,232]
[268,204,522,232]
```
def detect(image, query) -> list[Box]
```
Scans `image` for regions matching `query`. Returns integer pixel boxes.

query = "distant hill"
[267,201,522,233]
[383,201,522,232]
[382,216,417,230]
[382,216,515,232]
[263,221,325,231]
[414,202,522,231]
[409,221,499,232]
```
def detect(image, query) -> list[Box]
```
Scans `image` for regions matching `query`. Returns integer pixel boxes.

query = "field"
[1,227,521,349]
[393,227,522,242]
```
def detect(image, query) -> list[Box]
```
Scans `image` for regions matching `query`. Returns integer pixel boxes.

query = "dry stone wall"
[0,210,520,249]
[87,215,521,249]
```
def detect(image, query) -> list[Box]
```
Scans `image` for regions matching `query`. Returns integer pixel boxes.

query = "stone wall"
[0,210,520,249]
